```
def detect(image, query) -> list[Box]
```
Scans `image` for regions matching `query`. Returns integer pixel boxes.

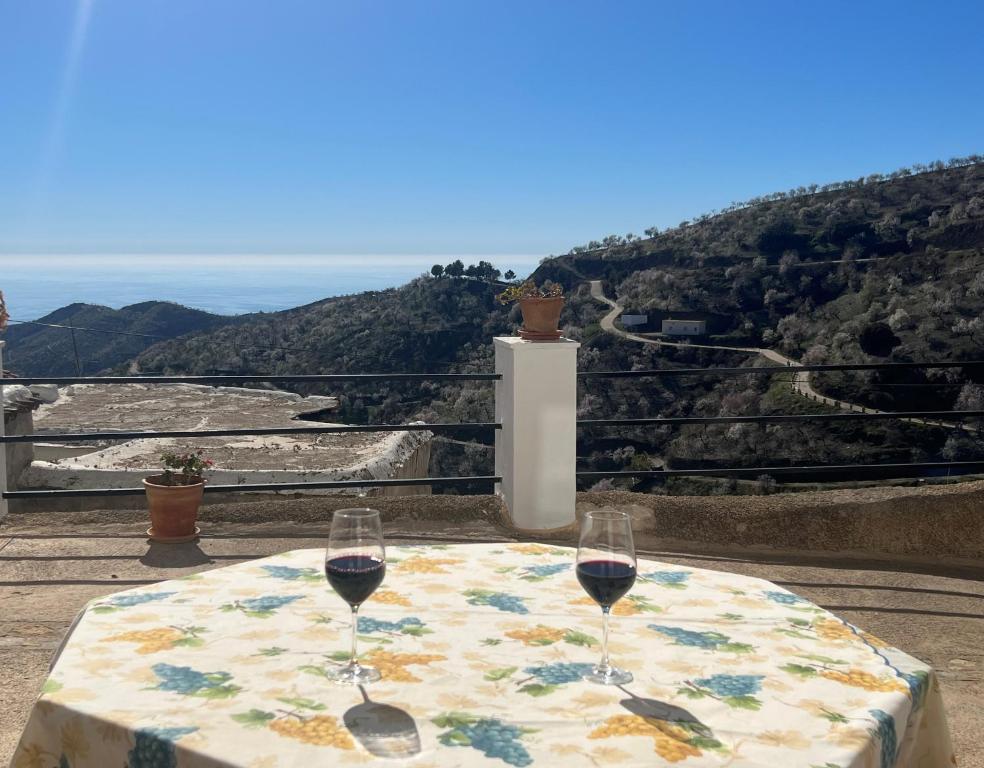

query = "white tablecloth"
[13,543,954,767]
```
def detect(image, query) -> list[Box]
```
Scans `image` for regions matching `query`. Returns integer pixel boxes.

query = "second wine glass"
[576,509,637,685]
[324,508,386,684]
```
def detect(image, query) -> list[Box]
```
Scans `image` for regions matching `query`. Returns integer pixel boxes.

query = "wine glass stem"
[350,605,360,671]
[599,606,611,673]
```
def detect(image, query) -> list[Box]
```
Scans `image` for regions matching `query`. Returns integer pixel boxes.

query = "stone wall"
[9,478,984,562]
[10,430,434,513]
[575,481,984,561]
[2,411,34,491]
[374,438,432,497]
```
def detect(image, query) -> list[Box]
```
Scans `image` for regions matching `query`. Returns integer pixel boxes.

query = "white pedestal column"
[494,336,580,530]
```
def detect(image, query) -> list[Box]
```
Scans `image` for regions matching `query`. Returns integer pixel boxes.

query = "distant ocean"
[1,254,542,320]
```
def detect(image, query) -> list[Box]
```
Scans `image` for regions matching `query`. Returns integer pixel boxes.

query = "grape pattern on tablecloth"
[11,543,954,768]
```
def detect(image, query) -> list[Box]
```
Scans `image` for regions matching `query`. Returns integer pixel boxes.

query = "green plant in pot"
[143,450,214,542]
[496,280,564,340]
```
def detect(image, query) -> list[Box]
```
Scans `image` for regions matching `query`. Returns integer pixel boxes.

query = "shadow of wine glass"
[617,685,713,738]
[344,685,421,759]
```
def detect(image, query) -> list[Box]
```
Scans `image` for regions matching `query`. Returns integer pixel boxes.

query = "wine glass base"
[326,664,381,685]
[583,666,633,686]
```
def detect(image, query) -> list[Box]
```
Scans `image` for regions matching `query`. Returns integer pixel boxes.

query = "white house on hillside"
[662,319,706,336]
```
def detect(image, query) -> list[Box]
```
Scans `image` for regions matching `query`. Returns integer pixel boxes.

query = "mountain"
[7,157,984,492]
[532,158,984,484]
[128,277,514,416]
[124,159,984,488]
[1,301,235,377]
[540,159,984,392]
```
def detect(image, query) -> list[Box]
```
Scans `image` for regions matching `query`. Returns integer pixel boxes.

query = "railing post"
[0,340,7,520]
[494,336,580,530]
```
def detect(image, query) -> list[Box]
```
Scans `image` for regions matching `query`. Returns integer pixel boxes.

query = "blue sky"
[1,0,982,257]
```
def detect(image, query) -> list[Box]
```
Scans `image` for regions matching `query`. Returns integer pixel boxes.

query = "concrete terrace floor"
[1,499,983,767]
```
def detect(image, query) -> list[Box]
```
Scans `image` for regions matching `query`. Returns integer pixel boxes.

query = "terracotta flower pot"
[518,296,565,339]
[143,474,204,542]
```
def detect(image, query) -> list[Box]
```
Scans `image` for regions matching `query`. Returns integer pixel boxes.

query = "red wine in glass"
[324,508,386,684]
[325,555,386,608]
[576,559,636,607]
[576,509,637,685]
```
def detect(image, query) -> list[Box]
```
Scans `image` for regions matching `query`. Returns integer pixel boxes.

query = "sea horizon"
[0,253,544,321]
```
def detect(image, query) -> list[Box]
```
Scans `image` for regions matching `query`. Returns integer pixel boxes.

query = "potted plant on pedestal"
[496,280,565,340]
[143,450,213,542]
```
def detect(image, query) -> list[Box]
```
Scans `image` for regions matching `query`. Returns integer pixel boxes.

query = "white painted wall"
[661,319,706,336]
[20,426,431,495]
[494,336,579,530]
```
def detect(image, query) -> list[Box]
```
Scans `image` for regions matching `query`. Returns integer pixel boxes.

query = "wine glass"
[324,508,386,684]
[576,509,636,685]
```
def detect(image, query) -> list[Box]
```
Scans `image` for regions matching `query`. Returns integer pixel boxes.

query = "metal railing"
[3,357,984,503]
[577,360,984,379]
[9,373,501,385]
[0,370,501,500]
[575,359,984,485]
[576,462,984,481]
[6,476,499,500]
[579,412,984,427]
[0,423,500,445]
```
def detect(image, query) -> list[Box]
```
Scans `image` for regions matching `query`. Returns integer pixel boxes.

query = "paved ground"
[2,505,982,766]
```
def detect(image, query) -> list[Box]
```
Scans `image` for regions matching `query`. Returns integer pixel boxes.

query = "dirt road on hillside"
[588,281,972,432]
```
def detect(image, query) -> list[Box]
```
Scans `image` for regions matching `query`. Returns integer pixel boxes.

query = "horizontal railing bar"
[578,361,984,379]
[2,476,502,499]
[5,373,500,385]
[576,461,984,479]
[0,422,502,445]
[578,411,984,427]
[9,362,981,386]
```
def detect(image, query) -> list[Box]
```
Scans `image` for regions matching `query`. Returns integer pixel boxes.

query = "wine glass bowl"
[576,509,637,685]
[325,508,386,684]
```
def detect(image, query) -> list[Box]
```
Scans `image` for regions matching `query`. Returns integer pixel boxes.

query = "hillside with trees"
[540,157,984,488]
[548,158,984,399]
[6,158,984,493]
[2,301,235,378]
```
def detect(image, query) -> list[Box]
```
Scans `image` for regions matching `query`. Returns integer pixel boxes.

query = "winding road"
[588,280,971,433]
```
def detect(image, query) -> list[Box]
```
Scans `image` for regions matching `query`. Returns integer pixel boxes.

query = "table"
[13,543,954,767]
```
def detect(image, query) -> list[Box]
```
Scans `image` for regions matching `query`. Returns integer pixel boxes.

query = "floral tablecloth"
[13,543,954,768]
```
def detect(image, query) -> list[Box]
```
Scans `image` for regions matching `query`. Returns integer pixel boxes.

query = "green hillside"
[538,159,984,483]
[539,159,984,357]
[2,301,235,377]
[133,160,984,489]
[8,158,983,491]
